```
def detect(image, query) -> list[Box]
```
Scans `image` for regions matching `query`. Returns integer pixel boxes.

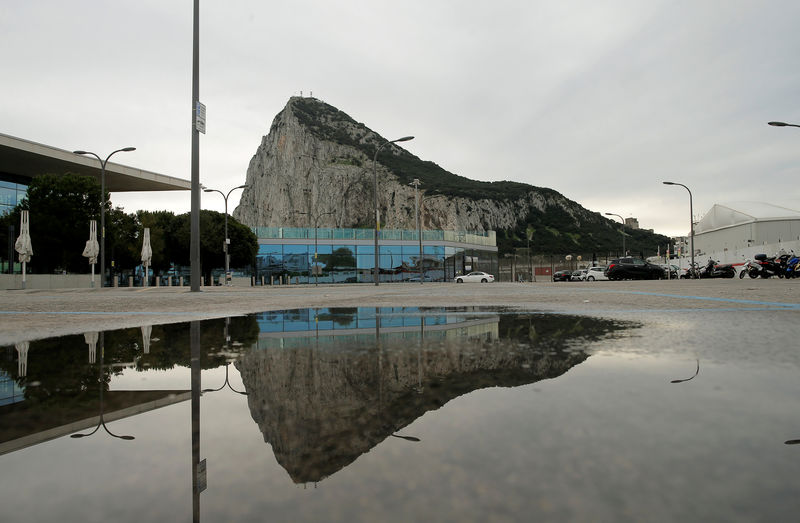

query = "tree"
[172,210,258,281]
[106,207,141,276]
[0,174,102,273]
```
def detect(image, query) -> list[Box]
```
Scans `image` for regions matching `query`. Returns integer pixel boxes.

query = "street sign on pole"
[195,102,206,134]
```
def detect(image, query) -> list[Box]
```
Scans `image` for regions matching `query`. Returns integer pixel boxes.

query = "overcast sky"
[3,1,800,237]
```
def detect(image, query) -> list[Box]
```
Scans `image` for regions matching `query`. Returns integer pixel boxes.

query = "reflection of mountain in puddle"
[237,309,632,484]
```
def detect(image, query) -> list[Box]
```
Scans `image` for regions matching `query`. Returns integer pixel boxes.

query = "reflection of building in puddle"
[255,307,499,350]
[238,308,627,484]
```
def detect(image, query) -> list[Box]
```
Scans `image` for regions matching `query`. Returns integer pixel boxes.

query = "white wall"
[0,274,94,290]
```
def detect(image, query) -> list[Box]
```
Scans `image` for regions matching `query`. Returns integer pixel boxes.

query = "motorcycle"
[739,257,763,279]
[697,258,736,279]
[753,253,784,278]
[783,251,799,279]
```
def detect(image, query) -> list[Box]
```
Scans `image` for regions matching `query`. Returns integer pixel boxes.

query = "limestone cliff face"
[232,97,600,233]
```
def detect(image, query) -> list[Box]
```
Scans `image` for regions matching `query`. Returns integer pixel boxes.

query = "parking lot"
[1,279,798,344]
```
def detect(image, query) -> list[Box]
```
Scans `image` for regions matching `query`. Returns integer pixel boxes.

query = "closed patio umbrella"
[82,220,100,288]
[14,210,33,289]
[84,331,99,364]
[141,227,152,287]
[141,324,152,354]
[15,341,29,378]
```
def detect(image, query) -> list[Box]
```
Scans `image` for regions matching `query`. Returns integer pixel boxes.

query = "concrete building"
[1,132,190,215]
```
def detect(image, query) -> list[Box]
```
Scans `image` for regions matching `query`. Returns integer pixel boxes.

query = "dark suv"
[605,257,665,280]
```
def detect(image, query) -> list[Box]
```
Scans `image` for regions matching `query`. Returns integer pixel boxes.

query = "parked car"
[605,257,665,280]
[553,270,572,282]
[571,270,587,281]
[454,271,495,283]
[584,266,609,281]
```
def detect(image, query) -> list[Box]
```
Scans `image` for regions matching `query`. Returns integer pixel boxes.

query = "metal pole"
[223,199,229,284]
[604,213,625,256]
[373,136,414,286]
[314,218,318,287]
[73,148,135,287]
[190,0,201,292]
[410,178,423,284]
[203,185,246,285]
[663,182,695,278]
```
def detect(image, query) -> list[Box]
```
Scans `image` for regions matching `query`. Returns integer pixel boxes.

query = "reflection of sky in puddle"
[1,307,799,521]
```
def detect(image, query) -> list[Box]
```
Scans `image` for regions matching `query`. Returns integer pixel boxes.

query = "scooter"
[739,257,762,279]
[697,258,736,279]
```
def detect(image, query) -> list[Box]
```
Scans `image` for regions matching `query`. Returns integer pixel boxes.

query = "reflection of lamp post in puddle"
[670,359,700,384]
[202,362,248,395]
[390,433,421,442]
[71,334,135,441]
[203,317,248,395]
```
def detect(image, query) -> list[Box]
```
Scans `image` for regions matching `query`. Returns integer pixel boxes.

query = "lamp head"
[121,147,136,152]
[768,121,788,127]
[73,150,88,155]
[662,181,676,185]
[393,136,414,143]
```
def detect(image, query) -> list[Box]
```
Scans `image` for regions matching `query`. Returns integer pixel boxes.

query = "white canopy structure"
[693,202,800,260]
[695,202,800,234]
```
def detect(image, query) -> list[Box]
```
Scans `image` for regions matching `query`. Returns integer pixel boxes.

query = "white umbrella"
[14,210,33,289]
[82,220,100,287]
[15,341,29,378]
[84,331,99,364]
[141,227,152,287]
[141,324,152,354]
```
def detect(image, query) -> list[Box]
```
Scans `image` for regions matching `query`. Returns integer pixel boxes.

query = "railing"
[251,227,497,247]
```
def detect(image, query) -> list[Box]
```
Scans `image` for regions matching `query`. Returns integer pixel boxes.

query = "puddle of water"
[0,307,798,521]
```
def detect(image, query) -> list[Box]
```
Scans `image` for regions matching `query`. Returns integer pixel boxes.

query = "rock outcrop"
[234,97,598,232]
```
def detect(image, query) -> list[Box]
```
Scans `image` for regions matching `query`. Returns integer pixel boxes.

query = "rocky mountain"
[233,97,669,255]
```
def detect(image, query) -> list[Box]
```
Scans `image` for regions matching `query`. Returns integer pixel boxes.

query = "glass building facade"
[0,175,28,216]
[253,227,498,284]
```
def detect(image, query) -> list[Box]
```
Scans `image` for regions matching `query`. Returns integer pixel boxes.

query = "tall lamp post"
[663,181,695,277]
[203,184,248,285]
[373,136,414,285]
[296,209,335,286]
[74,147,136,287]
[409,178,424,284]
[604,212,625,257]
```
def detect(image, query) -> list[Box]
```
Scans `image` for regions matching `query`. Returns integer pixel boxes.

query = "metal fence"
[496,250,633,282]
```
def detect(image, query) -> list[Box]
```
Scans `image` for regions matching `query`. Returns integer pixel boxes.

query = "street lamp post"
[203,184,248,285]
[604,212,625,257]
[296,209,335,286]
[73,147,136,287]
[373,136,414,285]
[663,181,695,277]
[409,178,424,284]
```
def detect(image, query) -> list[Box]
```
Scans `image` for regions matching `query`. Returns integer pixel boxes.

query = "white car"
[455,271,495,283]
[584,266,609,281]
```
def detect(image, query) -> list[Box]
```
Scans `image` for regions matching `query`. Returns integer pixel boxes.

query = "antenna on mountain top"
[300,90,303,97]
[310,91,313,97]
